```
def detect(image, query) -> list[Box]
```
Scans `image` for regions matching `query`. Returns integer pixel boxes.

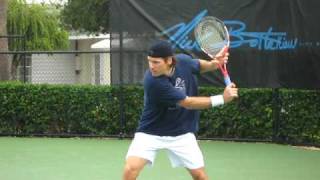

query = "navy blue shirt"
[136,54,200,136]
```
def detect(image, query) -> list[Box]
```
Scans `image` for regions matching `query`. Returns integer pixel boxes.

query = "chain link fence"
[0,35,143,85]
[1,51,113,85]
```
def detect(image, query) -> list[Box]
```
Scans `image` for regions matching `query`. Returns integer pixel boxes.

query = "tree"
[0,0,10,80]
[8,0,69,51]
[7,0,69,80]
[61,0,109,34]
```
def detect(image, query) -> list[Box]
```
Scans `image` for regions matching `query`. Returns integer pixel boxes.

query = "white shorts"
[126,132,204,169]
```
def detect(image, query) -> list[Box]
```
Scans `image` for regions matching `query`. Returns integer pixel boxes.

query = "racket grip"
[224,75,231,86]
[224,46,229,53]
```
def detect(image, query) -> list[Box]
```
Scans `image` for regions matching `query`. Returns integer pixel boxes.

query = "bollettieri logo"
[162,10,298,51]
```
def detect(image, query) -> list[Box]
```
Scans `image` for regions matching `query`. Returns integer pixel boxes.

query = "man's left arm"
[199,50,229,73]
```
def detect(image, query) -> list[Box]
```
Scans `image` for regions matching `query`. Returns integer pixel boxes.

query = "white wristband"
[210,95,224,107]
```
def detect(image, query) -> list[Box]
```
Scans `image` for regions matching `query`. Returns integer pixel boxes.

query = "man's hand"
[199,46,229,73]
[211,46,229,68]
[223,83,238,103]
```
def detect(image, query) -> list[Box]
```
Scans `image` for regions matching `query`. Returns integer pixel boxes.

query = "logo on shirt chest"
[175,77,186,92]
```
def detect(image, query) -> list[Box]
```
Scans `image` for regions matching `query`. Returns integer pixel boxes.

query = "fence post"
[118,0,125,139]
[22,35,27,83]
[272,88,280,143]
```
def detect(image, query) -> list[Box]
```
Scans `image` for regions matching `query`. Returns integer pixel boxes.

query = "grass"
[0,137,319,180]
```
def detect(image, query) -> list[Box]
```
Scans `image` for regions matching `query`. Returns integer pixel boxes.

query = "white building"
[25,34,111,85]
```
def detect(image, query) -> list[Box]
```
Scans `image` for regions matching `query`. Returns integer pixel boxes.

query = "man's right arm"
[178,83,238,110]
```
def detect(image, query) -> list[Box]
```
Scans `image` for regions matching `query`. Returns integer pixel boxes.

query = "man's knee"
[192,172,208,180]
[189,167,208,180]
[123,163,137,174]
[122,157,147,180]
[123,164,140,180]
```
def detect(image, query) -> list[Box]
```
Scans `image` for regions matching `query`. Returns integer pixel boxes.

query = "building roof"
[69,34,110,40]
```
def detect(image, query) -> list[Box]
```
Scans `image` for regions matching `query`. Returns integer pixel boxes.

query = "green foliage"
[278,89,320,144]
[122,86,144,134]
[0,82,121,135]
[7,0,69,51]
[0,82,319,145]
[61,0,109,34]
[198,88,274,140]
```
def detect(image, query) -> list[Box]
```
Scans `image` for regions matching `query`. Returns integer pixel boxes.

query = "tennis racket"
[194,16,231,86]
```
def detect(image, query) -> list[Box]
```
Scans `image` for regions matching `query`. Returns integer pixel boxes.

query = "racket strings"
[195,17,228,56]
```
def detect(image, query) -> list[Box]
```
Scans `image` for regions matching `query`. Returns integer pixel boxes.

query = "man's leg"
[165,133,208,180]
[122,156,148,180]
[123,133,160,180]
[187,167,209,180]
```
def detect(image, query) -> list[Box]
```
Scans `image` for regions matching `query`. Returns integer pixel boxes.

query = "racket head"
[194,16,230,58]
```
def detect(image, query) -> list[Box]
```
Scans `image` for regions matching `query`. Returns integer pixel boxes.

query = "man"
[123,40,238,180]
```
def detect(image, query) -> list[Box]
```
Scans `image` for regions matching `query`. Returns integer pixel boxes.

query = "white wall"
[31,54,76,84]
[30,36,111,85]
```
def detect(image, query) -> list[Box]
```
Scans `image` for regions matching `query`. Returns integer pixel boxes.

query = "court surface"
[0,137,319,180]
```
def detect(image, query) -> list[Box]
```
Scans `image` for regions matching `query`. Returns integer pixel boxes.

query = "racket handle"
[224,46,229,53]
[224,75,231,86]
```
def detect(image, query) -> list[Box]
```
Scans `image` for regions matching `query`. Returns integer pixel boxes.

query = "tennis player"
[122,40,238,180]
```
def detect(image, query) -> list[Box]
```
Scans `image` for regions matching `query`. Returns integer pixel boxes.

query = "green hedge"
[0,82,122,135]
[0,82,319,145]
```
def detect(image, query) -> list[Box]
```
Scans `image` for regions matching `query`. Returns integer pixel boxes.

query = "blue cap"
[148,40,174,58]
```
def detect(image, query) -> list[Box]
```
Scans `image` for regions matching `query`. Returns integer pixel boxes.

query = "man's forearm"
[199,59,218,73]
[178,95,224,109]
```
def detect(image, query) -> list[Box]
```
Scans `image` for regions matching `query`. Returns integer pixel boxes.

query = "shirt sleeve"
[175,54,200,74]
